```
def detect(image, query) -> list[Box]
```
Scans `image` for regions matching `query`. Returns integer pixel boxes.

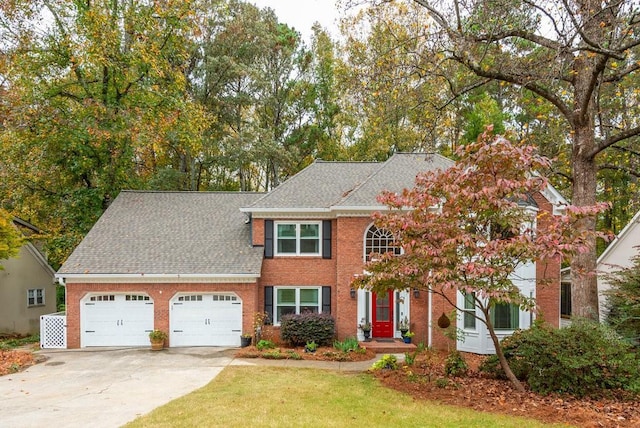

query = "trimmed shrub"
[481,319,640,397]
[280,313,335,346]
[444,350,468,377]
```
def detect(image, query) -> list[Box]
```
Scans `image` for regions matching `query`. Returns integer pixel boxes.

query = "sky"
[250,0,343,42]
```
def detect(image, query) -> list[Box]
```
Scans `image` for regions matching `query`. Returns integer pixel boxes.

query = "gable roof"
[597,208,640,268]
[57,191,264,280]
[244,153,454,213]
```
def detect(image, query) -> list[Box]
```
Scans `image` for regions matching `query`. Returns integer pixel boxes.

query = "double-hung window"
[491,302,520,330]
[27,288,45,306]
[274,287,321,324]
[462,292,476,329]
[276,222,320,256]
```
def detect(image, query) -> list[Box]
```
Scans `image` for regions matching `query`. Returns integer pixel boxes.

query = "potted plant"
[359,320,372,340]
[399,317,409,336]
[240,333,252,347]
[149,329,167,351]
[403,330,415,344]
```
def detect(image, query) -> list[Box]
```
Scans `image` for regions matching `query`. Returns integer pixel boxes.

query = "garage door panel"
[81,294,154,347]
[170,294,242,347]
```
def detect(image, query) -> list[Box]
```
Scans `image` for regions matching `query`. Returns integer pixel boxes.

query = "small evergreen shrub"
[280,313,335,346]
[256,339,276,351]
[444,350,468,377]
[371,354,398,370]
[483,319,640,397]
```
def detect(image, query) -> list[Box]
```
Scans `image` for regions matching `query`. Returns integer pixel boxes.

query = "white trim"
[240,207,330,214]
[57,273,260,284]
[597,209,640,265]
[541,182,568,216]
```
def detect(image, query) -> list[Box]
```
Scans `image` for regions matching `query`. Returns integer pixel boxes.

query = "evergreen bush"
[480,319,640,397]
[280,313,335,346]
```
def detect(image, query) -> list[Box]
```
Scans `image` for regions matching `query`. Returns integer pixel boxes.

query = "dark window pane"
[278,238,297,253]
[300,238,319,253]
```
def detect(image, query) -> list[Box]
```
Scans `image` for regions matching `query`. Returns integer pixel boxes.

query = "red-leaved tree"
[354,130,608,391]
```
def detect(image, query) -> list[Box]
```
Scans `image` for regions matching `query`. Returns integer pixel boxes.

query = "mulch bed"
[373,351,640,428]
[0,350,37,376]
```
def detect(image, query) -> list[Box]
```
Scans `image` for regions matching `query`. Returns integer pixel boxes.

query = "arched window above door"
[364,225,401,262]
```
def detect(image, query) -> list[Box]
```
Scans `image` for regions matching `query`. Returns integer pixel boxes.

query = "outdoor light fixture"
[350,288,356,299]
[413,288,420,298]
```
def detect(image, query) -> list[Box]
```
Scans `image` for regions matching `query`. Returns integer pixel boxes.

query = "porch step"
[361,338,417,354]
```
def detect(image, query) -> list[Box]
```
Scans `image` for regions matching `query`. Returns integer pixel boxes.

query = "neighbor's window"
[274,287,321,324]
[491,302,520,330]
[276,222,320,256]
[27,288,45,306]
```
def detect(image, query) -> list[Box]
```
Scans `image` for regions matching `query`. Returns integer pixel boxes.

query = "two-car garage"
[80,292,242,348]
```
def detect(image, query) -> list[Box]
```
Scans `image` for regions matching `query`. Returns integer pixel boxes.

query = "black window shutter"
[322,220,332,259]
[264,220,274,259]
[322,286,331,314]
[264,286,274,324]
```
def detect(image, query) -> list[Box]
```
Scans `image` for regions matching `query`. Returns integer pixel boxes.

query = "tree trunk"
[486,317,525,392]
[569,40,600,321]
[570,123,599,320]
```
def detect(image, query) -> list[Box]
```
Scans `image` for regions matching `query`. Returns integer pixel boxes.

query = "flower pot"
[400,328,409,337]
[403,336,412,344]
[240,336,252,347]
[363,330,371,340]
[150,340,164,351]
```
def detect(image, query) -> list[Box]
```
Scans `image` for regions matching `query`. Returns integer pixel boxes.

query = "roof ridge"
[120,190,265,195]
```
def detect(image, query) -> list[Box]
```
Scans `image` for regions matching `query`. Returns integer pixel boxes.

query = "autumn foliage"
[355,129,608,390]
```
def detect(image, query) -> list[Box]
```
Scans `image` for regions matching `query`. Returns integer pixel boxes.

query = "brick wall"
[532,192,561,327]
[335,217,370,339]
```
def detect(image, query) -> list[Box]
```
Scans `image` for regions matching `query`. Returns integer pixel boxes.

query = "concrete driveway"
[0,347,236,428]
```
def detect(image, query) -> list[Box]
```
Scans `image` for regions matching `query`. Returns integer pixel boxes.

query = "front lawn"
[125,366,561,428]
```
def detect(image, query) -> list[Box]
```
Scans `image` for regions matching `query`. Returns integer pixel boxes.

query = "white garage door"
[81,294,154,347]
[170,293,242,347]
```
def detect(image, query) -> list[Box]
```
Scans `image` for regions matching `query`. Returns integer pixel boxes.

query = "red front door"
[372,291,394,337]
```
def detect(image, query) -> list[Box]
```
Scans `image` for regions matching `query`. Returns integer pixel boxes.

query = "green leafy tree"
[0,0,198,266]
[339,1,452,160]
[0,210,23,269]
[354,129,607,391]
[603,252,640,346]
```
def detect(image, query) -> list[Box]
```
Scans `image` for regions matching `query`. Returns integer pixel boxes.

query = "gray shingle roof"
[58,191,264,276]
[336,153,454,207]
[247,161,380,209]
[248,153,453,210]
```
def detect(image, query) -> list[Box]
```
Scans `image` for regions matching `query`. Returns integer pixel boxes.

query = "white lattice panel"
[40,313,67,349]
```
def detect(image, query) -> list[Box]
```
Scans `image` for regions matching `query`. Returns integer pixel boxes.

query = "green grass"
[125,366,567,428]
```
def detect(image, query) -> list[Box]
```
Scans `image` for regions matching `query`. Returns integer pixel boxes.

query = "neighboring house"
[0,218,57,335]
[56,153,565,353]
[596,209,640,321]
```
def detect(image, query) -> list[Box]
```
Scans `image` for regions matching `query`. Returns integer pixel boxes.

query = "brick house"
[56,153,565,353]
